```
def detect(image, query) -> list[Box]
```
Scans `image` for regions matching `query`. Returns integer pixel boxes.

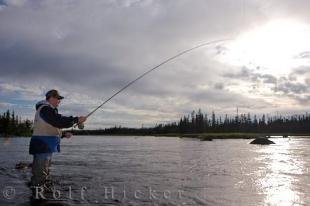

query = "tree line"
[2,109,310,137]
[154,109,310,134]
[0,110,32,137]
[74,109,310,135]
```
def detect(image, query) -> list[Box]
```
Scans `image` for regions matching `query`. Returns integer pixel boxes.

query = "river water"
[0,136,309,205]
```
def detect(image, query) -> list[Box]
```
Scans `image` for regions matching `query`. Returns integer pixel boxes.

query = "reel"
[78,123,84,130]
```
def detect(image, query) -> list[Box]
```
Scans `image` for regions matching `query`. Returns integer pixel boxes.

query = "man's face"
[48,96,61,108]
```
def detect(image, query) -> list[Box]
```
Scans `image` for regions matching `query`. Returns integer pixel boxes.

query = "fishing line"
[75,37,233,129]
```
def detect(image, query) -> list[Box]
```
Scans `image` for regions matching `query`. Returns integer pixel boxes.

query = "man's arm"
[40,106,79,128]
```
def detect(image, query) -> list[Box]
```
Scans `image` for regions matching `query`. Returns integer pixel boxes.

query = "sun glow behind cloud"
[222,19,310,75]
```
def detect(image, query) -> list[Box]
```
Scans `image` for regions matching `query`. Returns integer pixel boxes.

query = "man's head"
[45,89,64,108]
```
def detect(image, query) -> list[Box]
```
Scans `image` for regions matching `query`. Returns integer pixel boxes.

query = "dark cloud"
[0,0,7,6]
[0,42,132,91]
[214,82,224,90]
[215,45,228,55]
[292,66,310,75]
[222,67,277,84]
[222,66,310,104]
[261,74,277,84]
[222,66,250,78]
[276,81,308,94]
[293,95,310,105]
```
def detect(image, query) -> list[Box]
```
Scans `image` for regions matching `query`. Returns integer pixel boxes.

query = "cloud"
[3,0,27,7]
[0,102,14,109]
[276,79,308,94]
[292,66,310,75]
[0,0,6,6]
[297,51,310,59]
[0,0,310,128]
[222,66,277,84]
[222,65,310,106]
[214,82,224,90]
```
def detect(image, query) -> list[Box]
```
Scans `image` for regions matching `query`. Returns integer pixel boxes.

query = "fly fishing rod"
[75,38,232,129]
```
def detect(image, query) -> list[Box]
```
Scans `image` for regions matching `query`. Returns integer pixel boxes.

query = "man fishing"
[29,89,87,189]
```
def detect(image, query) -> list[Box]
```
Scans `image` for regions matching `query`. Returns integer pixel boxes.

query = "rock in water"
[15,162,32,169]
[200,137,213,141]
[250,137,275,145]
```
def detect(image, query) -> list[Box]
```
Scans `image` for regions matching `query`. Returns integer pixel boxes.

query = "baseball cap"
[45,89,64,100]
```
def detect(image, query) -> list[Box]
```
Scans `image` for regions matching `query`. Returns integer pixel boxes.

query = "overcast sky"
[0,0,310,128]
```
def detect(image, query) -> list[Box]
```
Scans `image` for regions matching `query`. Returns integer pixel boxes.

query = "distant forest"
[0,110,32,136]
[73,109,310,136]
[1,109,310,137]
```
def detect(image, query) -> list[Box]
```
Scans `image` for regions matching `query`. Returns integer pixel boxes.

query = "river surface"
[0,136,310,205]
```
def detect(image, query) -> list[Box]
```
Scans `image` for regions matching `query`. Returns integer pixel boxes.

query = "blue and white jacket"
[29,100,79,154]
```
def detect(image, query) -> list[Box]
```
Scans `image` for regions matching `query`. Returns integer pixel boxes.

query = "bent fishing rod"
[75,38,232,129]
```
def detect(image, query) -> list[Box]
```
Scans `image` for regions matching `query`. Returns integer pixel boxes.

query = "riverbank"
[154,132,310,140]
[2,132,310,139]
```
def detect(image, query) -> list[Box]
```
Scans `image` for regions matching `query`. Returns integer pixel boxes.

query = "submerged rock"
[15,162,32,170]
[200,137,213,141]
[250,137,275,145]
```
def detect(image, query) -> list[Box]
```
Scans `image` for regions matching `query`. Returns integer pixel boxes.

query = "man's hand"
[78,116,87,124]
[63,132,73,139]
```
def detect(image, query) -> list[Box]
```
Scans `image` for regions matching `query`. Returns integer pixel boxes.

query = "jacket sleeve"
[40,106,79,129]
